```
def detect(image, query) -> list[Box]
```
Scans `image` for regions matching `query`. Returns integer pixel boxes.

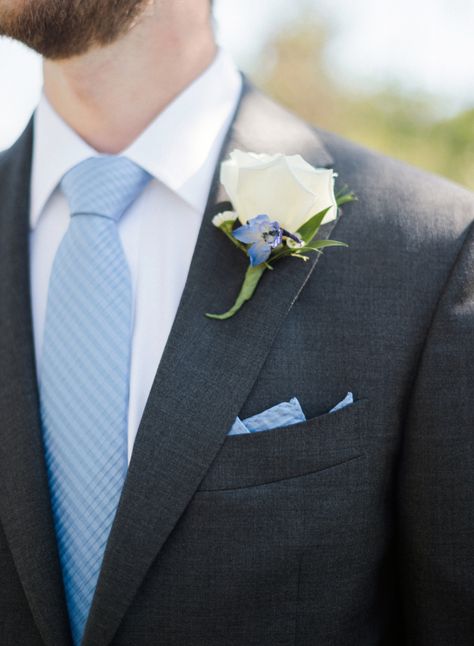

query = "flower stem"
[221,227,248,254]
[205,264,267,320]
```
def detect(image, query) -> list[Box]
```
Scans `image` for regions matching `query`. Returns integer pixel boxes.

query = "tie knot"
[61,156,152,222]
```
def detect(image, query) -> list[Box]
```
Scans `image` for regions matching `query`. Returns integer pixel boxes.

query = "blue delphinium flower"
[233,214,282,266]
[232,214,301,267]
[233,214,301,267]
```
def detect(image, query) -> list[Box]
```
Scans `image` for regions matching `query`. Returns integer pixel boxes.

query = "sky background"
[0,0,473,149]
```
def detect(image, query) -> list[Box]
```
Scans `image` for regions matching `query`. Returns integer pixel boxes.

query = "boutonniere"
[206,150,356,320]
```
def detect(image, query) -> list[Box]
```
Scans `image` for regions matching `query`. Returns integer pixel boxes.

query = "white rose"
[220,150,337,232]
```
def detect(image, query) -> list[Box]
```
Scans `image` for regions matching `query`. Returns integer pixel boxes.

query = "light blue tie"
[40,156,151,645]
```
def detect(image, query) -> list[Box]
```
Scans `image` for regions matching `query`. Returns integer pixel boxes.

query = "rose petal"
[234,156,316,229]
[288,166,337,227]
[220,150,338,232]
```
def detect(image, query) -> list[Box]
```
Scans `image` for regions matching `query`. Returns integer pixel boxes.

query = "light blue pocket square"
[228,392,354,436]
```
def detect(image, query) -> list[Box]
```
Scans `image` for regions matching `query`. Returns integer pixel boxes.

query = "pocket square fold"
[228,397,305,436]
[329,392,354,414]
[228,393,354,436]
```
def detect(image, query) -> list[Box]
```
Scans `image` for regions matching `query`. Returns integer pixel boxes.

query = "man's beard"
[0,0,150,60]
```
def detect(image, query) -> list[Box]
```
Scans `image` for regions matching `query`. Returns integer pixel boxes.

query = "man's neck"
[43,3,216,154]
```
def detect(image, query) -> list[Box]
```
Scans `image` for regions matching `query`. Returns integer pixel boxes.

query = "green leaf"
[335,185,357,207]
[267,245,293,264]
[335,184,349,198]
[205,264,267,320]
[296,206,332,244]
[300,239,348,252]
[336,193,357,207]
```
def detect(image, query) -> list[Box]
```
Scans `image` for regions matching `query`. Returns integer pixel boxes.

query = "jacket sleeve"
[398,221,474,644]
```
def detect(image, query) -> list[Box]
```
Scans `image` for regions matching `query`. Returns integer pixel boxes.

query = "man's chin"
[0,0,149,60]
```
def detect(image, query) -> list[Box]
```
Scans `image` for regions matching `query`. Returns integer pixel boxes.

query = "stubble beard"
[0,0,151,60]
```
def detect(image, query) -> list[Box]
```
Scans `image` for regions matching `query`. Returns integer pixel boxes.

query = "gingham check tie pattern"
[40,156,151,645]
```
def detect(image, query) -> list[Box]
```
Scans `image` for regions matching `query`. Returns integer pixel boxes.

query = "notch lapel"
[84,82,338,646]
[0,122,73,645]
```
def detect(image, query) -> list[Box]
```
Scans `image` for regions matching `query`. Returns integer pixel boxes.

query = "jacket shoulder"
[317,127,474,240]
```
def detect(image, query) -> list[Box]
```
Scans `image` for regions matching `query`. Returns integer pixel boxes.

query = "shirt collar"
[30,49,242,229]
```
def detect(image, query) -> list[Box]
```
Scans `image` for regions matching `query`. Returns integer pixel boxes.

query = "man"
[0,1,473,645]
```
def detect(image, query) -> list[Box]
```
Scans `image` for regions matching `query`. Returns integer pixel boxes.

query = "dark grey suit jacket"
[1,82,473,646]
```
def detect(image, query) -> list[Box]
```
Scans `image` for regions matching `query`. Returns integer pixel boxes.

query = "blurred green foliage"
[254,23,474,190]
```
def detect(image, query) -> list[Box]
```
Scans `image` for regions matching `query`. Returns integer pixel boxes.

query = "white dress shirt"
[30,50,242,463]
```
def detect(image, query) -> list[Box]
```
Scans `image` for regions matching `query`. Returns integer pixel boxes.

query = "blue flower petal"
[252,214,272,225]
[233,214,273,244]
[233,225,260,244]
[248,240,272,267]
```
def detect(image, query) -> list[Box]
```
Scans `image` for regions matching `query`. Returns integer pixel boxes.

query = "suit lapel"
[0,122,73,645]
[84,82,337,646]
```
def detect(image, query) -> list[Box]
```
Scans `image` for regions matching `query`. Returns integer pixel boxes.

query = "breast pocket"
[198,398,369,492]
